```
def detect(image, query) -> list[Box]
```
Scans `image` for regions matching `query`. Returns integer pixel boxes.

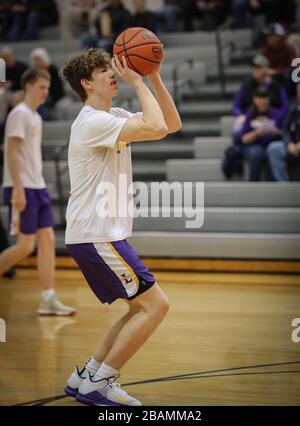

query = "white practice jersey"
[3,102,46,188]
[65,106,142,244]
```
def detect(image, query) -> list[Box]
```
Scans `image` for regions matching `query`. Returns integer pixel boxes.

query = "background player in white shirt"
[62,48,182,406]
[0,68,76,316]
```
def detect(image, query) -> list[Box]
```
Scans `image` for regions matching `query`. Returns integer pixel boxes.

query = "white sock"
[94,362,119,381]
[85,357,101,376]
[41,289,55,301]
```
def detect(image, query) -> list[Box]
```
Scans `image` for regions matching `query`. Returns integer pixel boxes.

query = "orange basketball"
[113,27,164,76]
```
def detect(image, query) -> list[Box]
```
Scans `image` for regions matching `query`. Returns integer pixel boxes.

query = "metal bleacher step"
[51,230,300,260]
[207,65,250,83]
[5,39,81,55]
[182,82,240,101]
[231,48,258,65]
[160,29,252,49]
[203,182,300,207]
[43,121,72,141]
[167,159,229,181]
[132,207,300,234]
[131,141,193,160]
[178,101,232,119]
[129,232,300,260]
[133,162,166,181]
[180,121,220,137]
[51,230,300,261]
[193,136,231,158]
[118,182,300,208]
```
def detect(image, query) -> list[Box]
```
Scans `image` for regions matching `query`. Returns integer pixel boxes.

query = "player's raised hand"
[112,55,143,87]
[147,52,165,80]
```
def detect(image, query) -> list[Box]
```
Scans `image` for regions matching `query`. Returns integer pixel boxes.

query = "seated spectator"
[248,0,267,46]
[8,0,59,41]
[30,48,65,120]
[0,47,27,129]
[81,0,132,53]
[262,23,297,94]
[61,0,106,40]
[240,87,285,181]
[159,0,183,32]
[248,0,297,34]
[232,0,249,29]
[0,1,12,40]
[265,0,296,29]
[268,82,300,181]
[182,0,232,32]
[1,47,28,92]
[232,54,288,144]
[132,0,160,34]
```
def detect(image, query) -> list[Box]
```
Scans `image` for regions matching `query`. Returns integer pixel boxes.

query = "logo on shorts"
[120,273,133,285]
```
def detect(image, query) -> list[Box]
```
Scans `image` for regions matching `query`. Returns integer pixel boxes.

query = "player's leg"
[0,232,35,275]
[36,190,76,316]
[36,227,55,291]
[65,301,140,397]
[65,300,140,397]
[76,283,169,406]
[93,301,141,362]
[66,240,169,405]
[102,283,170,370]
[0,187,38,274]
[36,227,76,316]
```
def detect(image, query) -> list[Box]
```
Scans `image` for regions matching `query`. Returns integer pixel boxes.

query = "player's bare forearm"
[134,80,167,133]
[113,55,167,135]
[7,137,23,190]
[147,73,182,133]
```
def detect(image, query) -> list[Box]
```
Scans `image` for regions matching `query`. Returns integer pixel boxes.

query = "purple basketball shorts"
[3,187,55,235]
[66,239,156,304]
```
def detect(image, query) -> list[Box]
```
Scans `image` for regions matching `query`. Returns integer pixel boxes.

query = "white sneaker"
[38,294,76,316]
[77,373,142,406]
[65,366,87,397]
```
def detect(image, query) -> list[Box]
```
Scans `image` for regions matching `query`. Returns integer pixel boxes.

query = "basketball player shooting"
[62,44,182,406]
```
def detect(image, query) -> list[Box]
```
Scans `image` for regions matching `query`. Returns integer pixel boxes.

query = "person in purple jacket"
[232,54,288,145]
[241,87,285,181]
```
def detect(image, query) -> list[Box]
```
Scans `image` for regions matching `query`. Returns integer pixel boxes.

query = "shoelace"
[107,374,129,396]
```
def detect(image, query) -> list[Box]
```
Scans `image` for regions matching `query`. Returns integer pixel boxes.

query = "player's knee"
[18,239,35,257]
[150,294,170,319]
[46,231,55,248]
[159,295,170,316]
[39,229,55,248]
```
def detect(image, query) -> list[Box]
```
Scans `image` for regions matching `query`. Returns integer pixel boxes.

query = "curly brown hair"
[61,48,111,102]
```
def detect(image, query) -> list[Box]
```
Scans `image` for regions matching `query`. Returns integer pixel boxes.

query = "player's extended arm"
[112,55,168,143]
[147,71,182,134]
[7,136,26,212]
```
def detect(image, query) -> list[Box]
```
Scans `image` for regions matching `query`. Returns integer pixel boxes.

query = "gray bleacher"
[2,29,300,259]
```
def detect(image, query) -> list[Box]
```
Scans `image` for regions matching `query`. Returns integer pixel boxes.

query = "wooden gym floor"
[0,269,300,406]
